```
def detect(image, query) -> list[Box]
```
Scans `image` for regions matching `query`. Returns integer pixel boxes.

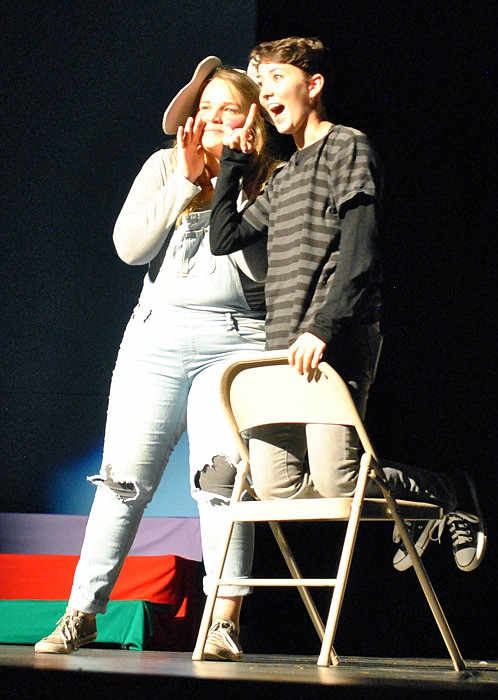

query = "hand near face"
[223,103,258,154]
[176,113,206,183]
[288,332,327,375]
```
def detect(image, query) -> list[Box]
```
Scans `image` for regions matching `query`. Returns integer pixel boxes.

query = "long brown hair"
[175,66,276,216]
[212,67,274,201]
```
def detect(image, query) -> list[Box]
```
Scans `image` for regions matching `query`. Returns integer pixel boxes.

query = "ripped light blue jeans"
[68,307,265,613]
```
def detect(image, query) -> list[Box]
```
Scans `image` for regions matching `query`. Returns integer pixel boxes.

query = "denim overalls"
[69,210,265,613]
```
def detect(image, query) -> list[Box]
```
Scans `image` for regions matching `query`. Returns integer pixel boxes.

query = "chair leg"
[317,453,371,666]
[384,491,466,672]
[268,520,337,663]
[191,519,235,660]
[367,464,466,671]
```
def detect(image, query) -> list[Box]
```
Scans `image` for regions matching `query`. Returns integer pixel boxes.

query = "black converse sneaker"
[392,471,487,573]
[392,519,444,571]
[447,471,487,572]
[447,511,487,571]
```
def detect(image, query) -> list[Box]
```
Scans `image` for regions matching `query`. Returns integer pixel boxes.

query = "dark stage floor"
[1,645,497,700]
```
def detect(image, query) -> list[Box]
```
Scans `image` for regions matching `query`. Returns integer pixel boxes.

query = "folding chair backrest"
[220,352,378,463]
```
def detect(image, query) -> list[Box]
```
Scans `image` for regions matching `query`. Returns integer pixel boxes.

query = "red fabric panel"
[0,554,199,610]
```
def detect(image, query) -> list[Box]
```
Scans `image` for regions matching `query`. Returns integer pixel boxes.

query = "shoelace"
[393,518,445,548]
[208,620,240,653]
[54,614,78,645]
[447,512,479,548]
[430,518,446,543]
[55,612,87,645]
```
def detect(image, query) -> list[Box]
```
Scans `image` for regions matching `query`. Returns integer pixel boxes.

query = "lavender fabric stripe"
[0,513,202,561]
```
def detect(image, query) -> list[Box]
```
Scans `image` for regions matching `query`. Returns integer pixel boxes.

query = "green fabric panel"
[0,600,171,650]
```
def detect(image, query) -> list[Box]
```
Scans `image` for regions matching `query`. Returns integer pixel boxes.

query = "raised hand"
[223,103,258,154]
[176,113,206,183]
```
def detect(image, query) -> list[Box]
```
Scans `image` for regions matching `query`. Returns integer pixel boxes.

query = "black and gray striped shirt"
[211,125,382,350]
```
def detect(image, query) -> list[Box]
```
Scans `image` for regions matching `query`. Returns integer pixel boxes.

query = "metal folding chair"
[192,351,465,670]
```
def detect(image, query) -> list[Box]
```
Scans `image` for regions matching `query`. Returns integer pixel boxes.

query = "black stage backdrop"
[1,0,496,660]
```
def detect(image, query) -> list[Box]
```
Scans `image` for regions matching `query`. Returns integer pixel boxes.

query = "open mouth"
[267,103,285,118]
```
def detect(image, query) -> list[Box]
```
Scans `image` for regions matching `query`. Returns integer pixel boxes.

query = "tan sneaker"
[34,607,97,654]
[203,617,243,661]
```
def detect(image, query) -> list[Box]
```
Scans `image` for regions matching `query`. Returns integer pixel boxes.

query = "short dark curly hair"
[249,37,332,80]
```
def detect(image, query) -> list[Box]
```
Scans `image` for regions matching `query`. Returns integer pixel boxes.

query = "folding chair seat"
[192,351,465,670]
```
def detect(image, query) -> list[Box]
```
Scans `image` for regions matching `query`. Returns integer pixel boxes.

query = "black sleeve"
[306,193,381,343]
[210,146,264,255]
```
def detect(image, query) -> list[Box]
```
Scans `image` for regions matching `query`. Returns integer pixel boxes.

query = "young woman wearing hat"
[34,58,276,662]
